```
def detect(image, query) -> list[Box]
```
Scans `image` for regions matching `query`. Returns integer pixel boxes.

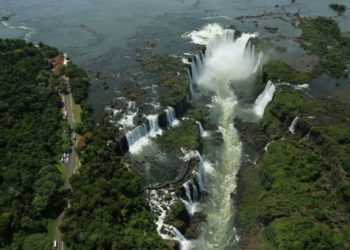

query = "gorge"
[1,1,350,249]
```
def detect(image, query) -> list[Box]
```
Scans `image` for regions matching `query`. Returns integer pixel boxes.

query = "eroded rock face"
[114,134,129,155]
[165,201,190,235]
[186,212,207,239]
[234,118,266,152]
[164,240,179,250]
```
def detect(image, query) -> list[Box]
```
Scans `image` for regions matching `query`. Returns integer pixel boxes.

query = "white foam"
[149,190,192,250]
[147,114,162,138]
[196,121,209,137]
[202,15,233,21]
[253,80,276,118]
[165,106,180,127]
[181,57,191,65]
[182,23,227,45]
[288,117,299,134]
[63,53,69,66]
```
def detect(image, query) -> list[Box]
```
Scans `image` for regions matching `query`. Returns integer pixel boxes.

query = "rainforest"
[0,1,349,249]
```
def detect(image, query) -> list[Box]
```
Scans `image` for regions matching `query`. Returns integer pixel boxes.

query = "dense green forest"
[0,38,165,249]
[237,16,350,249]
[60,119,167,249]
[238,92,350,250]
[0,39,65,248]
[244,90,350,249]
[61,62,90,105]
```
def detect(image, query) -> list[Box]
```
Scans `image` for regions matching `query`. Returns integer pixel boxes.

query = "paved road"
[55,213,64,250]
[55,90,78,250]
[62,91,78,179]
[63,92,74,128]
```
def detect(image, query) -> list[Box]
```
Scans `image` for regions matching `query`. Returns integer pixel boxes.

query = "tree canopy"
[0,39,66,248]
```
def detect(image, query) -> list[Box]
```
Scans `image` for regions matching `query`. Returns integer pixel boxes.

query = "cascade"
[196,154,206,192]
[289,117,299,134]
[187,69,195,102]
[149,190,192,250]
[181,181,200,216]
[165,106,180,127]
[117,101,138,128]
[125,124,149,149]
[302,127,312,140]
[253,80,276,117]
[126,114,162,153]
[196,121,208,137]
[181,23,261,249]
[264,141,274,152]
[183,182,192,202]
[147,114,162,137]
[192,183,199,201]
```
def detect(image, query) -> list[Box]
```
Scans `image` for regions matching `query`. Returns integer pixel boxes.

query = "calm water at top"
[1,0,349,111]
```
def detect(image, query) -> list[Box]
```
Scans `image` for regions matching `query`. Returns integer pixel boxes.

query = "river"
[1,1,349,249]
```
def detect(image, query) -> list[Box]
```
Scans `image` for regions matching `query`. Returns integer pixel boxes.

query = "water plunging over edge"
[150,23,276,249]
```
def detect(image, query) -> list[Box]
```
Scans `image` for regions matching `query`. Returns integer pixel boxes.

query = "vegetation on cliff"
[142,56,190,107]
[298,16,350,78]
[237,89,350,249]
[58,58,168,249]
[262,60,311,84]
[0,39,66,248]
[61,62,90,105]
[159,120,200,151]
[60,120,167,249]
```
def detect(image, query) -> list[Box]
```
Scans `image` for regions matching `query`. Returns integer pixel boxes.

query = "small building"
[77,131,93,149]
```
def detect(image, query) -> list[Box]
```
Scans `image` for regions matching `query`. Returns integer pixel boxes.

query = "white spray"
[183,23,261,249]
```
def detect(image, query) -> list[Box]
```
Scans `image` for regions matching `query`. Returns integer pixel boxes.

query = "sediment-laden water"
[183,24,262,249]
[2,1,350,249]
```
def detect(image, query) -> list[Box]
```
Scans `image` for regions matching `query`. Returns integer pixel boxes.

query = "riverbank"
[236,88,350,249]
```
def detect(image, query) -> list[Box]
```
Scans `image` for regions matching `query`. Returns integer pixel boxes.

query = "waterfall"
[181,181,200,216]
[302,127,312,140]
[148,114,162,138]
[182,23,260,249]
[196,121,209,137]
[125,124,149,152]
[264,140,274,152]
[126,114,162,153]
[189,54,205,86]
[196,154,206,192]
[288,117,299,134]
[253,80,276,118]
[149,190,192,250]
[187,69,195,102]
[165,106,180,127]
[184,182,192,202]
[192,183,199,201]
[117,101,138,129]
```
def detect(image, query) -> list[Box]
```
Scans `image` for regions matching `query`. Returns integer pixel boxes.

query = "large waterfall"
[181,23,262,249]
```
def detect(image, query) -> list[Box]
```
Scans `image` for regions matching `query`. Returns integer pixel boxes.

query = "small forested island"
[1,2,350,250]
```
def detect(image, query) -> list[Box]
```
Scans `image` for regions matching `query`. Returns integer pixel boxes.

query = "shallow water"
[2,0,350,248]
[2,0,350,113]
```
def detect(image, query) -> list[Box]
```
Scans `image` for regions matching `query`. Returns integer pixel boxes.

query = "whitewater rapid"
[148,23,274,250]
[184,23,262,249]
